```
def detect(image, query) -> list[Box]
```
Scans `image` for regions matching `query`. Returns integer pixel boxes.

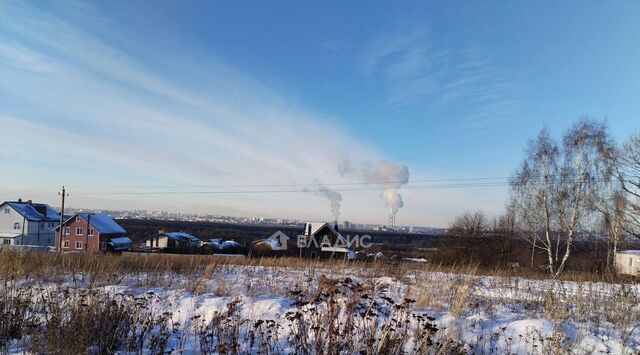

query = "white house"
[0,199,60,247]
[615,250,640,277]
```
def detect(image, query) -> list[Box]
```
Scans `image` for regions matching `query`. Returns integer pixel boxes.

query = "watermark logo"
[269,231,289,250]
[296,234,372,249]
[267,232,372,251]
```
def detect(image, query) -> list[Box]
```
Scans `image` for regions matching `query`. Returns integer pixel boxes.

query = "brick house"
[55,213,131,253]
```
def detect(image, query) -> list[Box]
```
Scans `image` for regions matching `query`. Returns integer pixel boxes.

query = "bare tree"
[618,134,640,238]
[492,204,517,266]
[511,128,559,272]
[598,191,627,269]
[511,119,615,276]
[448,210,489,238]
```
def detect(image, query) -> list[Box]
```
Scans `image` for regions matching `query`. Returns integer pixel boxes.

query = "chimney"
[306,224,312,237]
[334,222,339,233]
[27,200,32,205]
[17,198,22,203]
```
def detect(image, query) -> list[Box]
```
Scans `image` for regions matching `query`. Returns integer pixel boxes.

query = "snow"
[164,231,200,242]
[0,233,21,238]
[3,264,639,353]
[206,239,240,249]
[404,257,428,263]
[304,222,327,236]
[320,246,350,253]
[618,250,640,255]
[109,236,132,245]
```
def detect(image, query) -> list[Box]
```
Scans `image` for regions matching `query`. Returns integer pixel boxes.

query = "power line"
[70,178,624,196]
[3,173,632,196]
[61,172,634,191]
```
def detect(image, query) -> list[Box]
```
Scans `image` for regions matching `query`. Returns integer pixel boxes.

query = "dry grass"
[0,248,629,286]
[0,249,638,353]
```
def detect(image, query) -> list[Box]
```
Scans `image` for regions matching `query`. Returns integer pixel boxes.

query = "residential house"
[299,222,354,260]
[198,238,241,254]
[247,223,355,259]
[0,199,60,247]
[144,231,201,252]
[56,213,131,252]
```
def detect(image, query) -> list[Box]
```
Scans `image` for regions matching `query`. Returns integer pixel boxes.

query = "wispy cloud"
[360,26,524,130]
[0,2,387,220]
[0,3,509,226]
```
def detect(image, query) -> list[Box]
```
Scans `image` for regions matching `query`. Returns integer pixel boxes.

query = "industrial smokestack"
[305,180,343,221]
[361,161,409,228]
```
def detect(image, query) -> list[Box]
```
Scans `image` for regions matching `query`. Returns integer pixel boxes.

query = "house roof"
[59,213,126,234]
[0,232,22,239]
[204,239,240,249]
[163,232,200,243]
[618,250,640,256]
[108,237,132,246]
[320,246,356,260]
[2,201,59,222]
[320,246,351,253]
[304,222,327,236]
[307,222,349,246]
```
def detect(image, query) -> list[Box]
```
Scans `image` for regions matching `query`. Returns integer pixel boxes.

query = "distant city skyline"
[1,1,639,227]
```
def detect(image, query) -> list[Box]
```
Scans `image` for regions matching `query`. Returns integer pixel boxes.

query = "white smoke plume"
[341,160,409,224]
[305,179,343,221]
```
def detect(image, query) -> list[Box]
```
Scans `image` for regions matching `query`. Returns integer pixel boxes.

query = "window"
[64,227,70,235]
[75,216,80,222]
[63,240,69,248]
[88,228,94,237]
[4,208,9,214]
[13,222,20,230]
[2,239,10,245]
[75,227,83,236]
[100,242,107,251]
[75,241,82,250]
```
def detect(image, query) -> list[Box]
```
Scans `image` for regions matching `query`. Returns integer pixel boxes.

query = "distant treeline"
[118,219,444,248]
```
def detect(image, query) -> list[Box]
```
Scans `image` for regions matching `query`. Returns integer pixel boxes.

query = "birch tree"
[511,119,615,276]
[618,134,640,238]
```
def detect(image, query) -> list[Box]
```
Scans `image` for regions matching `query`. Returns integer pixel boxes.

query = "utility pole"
[85,213,91,252]
[58,187,68,252]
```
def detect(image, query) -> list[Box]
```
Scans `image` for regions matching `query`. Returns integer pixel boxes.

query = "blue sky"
[1,1,639,226]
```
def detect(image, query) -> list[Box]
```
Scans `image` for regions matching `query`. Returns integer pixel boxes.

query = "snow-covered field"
[2,262,639,354]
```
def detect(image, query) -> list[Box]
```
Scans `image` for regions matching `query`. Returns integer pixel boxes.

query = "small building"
[0,199,60,247]
[299,222,355,260]
[615,250,640,277]
[198,238,241,254]
[248,224,355,260]
[144,231,201,252]
[56,213,131,253]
